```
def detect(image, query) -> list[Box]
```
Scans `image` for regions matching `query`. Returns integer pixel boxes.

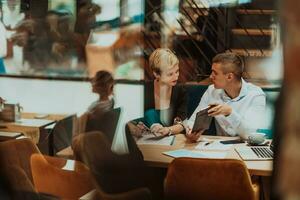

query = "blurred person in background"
[88,70,114,113]
[74,70,114,134]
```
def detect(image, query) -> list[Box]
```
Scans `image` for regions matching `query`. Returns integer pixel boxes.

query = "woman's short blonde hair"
[149,48,179,75]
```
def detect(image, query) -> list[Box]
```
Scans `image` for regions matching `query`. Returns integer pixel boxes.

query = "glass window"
[92,0,120,21]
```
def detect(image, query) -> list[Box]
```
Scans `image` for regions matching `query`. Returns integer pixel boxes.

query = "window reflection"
[0,0,282,84]
[0,0,144,79]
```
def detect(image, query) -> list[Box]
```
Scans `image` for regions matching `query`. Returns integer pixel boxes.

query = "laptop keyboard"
[251,147,273,158]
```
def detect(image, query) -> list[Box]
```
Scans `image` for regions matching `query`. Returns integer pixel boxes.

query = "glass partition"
[0,0,144,79]
[0,0,282,86]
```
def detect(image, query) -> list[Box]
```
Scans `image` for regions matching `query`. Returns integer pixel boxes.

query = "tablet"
[192,106,213,133]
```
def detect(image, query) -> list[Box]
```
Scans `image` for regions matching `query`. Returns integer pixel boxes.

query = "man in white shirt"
[186,52,266,141]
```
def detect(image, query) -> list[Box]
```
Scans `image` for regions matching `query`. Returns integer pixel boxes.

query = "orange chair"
[0,138,93,199]
[92,184,151,200]
[31,154,151,200]
[0,138,40,184]
[31,154,94,200]
[164,158,259,200]
[0,138,42,199]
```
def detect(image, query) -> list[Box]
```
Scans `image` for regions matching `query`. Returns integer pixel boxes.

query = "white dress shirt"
[0,21,7,58]
[187,79,266,138]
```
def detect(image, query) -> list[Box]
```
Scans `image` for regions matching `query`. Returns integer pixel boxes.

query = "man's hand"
[185,128,204,143]
[208,104,232,116]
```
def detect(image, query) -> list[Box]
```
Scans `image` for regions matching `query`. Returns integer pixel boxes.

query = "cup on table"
[247,133,266,146]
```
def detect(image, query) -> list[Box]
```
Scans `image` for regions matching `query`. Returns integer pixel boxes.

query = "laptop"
[235,142,274,161]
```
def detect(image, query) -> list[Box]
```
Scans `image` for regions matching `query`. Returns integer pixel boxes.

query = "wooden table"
[0,112,67,143]
[139,134,273,176]
[21,113,67,121]
[57,134,273,177]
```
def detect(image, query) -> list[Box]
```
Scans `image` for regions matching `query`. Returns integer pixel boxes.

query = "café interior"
[0,0,299,199]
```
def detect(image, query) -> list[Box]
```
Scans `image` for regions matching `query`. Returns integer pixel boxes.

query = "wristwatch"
[168,128,173,136]
[174,120,185,132]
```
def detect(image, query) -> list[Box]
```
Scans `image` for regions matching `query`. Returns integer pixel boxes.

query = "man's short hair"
[149,48,179,75]
[212,52,244,79]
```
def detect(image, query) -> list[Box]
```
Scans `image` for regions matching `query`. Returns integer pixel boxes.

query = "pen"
[205,142,212,146]
[170,136,175,145]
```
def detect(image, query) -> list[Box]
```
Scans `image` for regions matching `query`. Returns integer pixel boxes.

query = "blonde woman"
[143,48,187,136]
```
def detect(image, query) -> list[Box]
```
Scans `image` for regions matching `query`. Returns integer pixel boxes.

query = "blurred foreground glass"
[0,0,145,79]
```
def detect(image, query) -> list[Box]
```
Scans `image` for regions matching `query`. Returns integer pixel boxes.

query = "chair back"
[51,114,76,155]
[0,138,40,183]
[165,158,257,200]
[85,107,121,143]
[0,139,41,199]
[31,154,93,199]
[74,131,147,194]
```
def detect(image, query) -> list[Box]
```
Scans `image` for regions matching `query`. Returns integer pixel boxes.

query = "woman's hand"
[156,127,171,136]
[150,123,163,133]
[127,122,143,138]
[150,124,173,136]
[136,122,150,132]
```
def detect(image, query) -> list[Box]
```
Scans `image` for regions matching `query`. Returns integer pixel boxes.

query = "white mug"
[247,133,266,146]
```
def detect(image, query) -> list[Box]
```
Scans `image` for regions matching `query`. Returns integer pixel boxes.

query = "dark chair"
[85,107,121,143]
[49,114,76,156]
[85,107,143,160]
[183,84,209,118]
[72,131,151,199]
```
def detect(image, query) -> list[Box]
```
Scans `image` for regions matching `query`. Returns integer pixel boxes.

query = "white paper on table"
[195,141,233,151]
[15,118,54,127]
[163,149,227,159]
[62,159,75,171]
[137,134,175,145]
[0,131,22,137]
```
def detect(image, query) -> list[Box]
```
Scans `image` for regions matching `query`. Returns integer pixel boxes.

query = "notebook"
[137,134,175,145]
[235,144,273,161]
[0,131,23,138]
[195,140,233,151]
[0,131,23,141]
